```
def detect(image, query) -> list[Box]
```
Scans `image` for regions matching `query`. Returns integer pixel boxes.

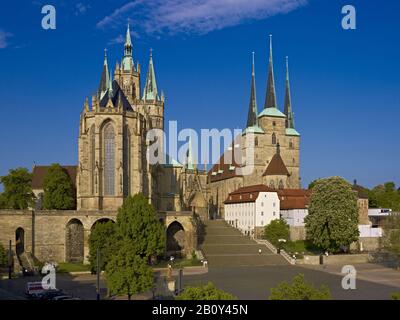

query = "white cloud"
[97,0,307,35]
[0,30,13,49]
[75,2,91,16]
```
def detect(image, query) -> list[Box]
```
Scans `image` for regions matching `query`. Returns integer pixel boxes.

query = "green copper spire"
[122,24,134,71]
[143,49,159,101]
[264,35,278,109]
[284,56,295,129]
[246,52,259,128]
[124,23,132,56]
[99,48,110,99]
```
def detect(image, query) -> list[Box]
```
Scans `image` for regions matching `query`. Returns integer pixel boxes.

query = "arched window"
[269,180,275,189]
[289,139,293,149]
[278,180,284,189]
[103,122,115,196]
[255,137,258,147]
[123,126,131,197]
[272,133,277,145]
[90,125,95,194]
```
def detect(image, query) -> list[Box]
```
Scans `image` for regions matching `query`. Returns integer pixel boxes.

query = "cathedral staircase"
[199,220,288,267]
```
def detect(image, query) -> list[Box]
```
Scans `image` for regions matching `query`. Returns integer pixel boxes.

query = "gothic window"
[269,180,275,189]
[90,125,95,194]
[273,121,276,127]
[255,137,258,147]
[278,180,284,189]
[272,133,277,145]
[289,139,294,149]
[103,122,115,196]
[123,126,131,197]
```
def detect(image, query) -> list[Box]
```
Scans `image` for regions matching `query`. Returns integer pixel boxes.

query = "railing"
[255,239,296,265]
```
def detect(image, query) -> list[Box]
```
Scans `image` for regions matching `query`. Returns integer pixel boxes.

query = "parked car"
[51,295,73,301]
[38,289,65,300]
[22,267,35,277]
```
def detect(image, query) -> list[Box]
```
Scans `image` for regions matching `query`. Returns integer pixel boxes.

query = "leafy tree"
[269,274,331,300]
[308,179,321,190]
[368,182,400,211]
[0,193,5,209]
[382,215,400,266]
[176,282,236,300]
[305,176,359,253]
[264,219,290,247]
[0,168,35,209]
[0,244,8,267]
[88,221,120,273]
[116,194,165,260]
[105,241,154,300]
[391,292,400,300]
[42,164,75,210]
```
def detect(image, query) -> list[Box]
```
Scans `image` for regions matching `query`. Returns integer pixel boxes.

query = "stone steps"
[200,219,288,267]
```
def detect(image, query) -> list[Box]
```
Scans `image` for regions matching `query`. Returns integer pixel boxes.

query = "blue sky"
[0,0,399,189]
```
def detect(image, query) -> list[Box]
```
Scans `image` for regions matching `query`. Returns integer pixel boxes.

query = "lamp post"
[277,238,286,254]
[96,247,100,301]
[8,240,12,279]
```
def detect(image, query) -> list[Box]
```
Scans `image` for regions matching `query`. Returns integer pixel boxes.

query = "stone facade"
[208,38,301,217]
[0,209,198,264]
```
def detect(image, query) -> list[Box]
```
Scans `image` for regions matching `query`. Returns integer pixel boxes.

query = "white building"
[224,185,280,236]
[280,209,308,227]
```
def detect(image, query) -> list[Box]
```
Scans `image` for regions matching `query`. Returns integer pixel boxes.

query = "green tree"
[176,282,236,300]
[382,215,400,266]
[42,164,75,210]
[308,179,321,190]
[0,244,8,267]
[269,274,331,300]
[304,176,359,252]
[88,221,120,273]
[391,292,400,300]
[105,241,154,300]
[116,194,165,260]
[0,168,35,209]
[264,219,290,247]
[368,182,400,211]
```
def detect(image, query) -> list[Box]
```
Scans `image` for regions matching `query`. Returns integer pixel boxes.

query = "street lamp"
[277,238,286,254]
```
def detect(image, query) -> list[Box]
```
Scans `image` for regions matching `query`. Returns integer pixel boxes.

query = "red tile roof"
[263,153,290,176]
[32,165,77,189]
[224,184,311,209]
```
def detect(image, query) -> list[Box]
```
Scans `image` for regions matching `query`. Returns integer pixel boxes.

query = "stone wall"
[0,209,198,264]
[289,226,306,241]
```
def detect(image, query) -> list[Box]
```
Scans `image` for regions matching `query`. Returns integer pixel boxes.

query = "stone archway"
[15,227,25,255]
[166,221,185,258]
[90,218,115,230]
[66,219,84,263]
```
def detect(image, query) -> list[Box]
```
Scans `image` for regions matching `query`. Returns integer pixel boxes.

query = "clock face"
[123,78,129,85]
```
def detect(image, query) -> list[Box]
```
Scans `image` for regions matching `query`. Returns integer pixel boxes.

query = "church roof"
[242,125,265,135]
[224,184,273,204]
[32,165,77,189]
[263,153,290,176]
[99,80,133,111]
[208,139,243,183]
[285,128,300,136]
[258,107,286,118]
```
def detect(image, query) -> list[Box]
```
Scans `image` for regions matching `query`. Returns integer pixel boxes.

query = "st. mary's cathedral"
[76,26,300,218]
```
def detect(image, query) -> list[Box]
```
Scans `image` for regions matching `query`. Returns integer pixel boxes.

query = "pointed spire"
[122,24,134,71]
[246,52,258,128]
[108,68,113,98]
[284,56,295,129]
[124,23,132,56]
[99,49,110,98]
[264,34,277,109]
[143,48,159,101]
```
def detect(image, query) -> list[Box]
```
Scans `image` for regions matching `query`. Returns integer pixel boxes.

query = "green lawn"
[57,262,91,273]
[282,240,321,258]
[154,258,203,269]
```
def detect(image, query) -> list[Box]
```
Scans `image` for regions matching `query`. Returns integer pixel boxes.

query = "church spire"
[99,48,110,99]
[284,56,295,129]
[264,35,277,109]
[143,48,159,101]
[124,23,132,57]
[122,24,134,71]
[246,52,258,128]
